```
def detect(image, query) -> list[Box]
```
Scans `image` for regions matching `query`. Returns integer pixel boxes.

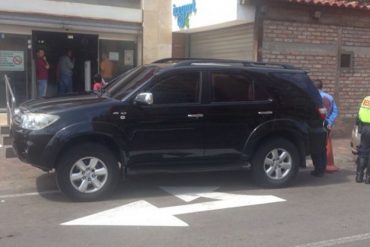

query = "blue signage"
[173,0,197,29]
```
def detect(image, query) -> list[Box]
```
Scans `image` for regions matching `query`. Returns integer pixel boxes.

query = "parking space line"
[295,233,370,247]
[0,190,60,199]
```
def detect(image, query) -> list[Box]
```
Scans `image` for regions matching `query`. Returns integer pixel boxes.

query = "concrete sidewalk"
[0,138,356,196]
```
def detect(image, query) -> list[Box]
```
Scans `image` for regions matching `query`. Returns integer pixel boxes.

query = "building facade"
[172,0,256,60]
[172,0,370,136]
[0,0,172,110]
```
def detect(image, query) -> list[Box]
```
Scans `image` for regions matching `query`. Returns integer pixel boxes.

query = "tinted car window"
[212,72,264,102]
[150,72,200,105]
[271,72,322,106]
[254,84,271,101]
[104,66,160,99]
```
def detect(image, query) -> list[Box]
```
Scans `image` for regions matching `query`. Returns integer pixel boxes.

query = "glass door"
[99,39,137,82]
[0,33,32,110]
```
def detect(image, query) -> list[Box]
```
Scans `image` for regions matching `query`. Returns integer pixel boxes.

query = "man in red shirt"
[36,49,50,97]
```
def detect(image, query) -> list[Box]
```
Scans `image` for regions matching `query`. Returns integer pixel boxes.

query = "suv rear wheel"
[252,138,299,188]
[56,143,120,201]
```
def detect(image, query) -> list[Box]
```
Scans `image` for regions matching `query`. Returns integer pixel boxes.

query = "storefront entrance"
[32,31,98,96]
[0,29,138,111]
[0,33,32,110]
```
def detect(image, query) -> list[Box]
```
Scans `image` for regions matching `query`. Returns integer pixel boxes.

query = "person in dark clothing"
[36,49,50,97]
[58,49,74,94]
[311,80,338,177]
[356,96,370,184]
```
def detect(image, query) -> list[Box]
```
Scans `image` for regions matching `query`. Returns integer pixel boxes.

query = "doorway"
[0,33,32,110]
[32,31,98,96]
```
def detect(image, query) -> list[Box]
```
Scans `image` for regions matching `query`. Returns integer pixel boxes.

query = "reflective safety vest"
[359,96,370,123]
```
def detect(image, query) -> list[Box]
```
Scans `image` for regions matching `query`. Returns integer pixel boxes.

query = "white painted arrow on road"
[62,187,286,227]
[160,186,219,202]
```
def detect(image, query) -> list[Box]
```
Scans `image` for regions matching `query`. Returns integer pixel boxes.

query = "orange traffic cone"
[326,133,339,172]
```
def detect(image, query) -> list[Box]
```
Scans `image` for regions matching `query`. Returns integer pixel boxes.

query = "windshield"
[103,65,161,99]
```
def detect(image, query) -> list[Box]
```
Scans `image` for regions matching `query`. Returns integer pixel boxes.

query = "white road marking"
[62,187,285,227]
[160,186,219,202]
[295,233,370,247]
[63,200,189,227]
[0,190,60,199]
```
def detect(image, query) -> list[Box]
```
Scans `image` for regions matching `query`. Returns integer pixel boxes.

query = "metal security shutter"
[190,24,254,60]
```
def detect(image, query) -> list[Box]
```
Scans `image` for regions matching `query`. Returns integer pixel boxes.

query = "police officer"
[356,96,370,184]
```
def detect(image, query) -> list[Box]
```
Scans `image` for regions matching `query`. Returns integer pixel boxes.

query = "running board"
[127,162,252,175]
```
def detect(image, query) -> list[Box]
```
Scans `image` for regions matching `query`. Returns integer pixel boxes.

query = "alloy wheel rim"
[69,157,108,193]
[263,148,292,180]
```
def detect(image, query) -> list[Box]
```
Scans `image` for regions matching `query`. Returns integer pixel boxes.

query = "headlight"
[20,113,59,130]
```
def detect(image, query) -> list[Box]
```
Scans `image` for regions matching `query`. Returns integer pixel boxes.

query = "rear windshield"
[271,72,322,106]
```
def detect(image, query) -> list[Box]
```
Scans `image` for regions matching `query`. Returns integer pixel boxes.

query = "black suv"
[12,58,327,201]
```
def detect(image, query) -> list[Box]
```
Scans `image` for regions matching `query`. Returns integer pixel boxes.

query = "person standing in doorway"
[311,79,339,177]
[58,49,75,94]
[100,53,113,82]
[36,48,50,97]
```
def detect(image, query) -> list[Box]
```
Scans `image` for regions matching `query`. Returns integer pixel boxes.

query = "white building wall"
[0,0,142,23]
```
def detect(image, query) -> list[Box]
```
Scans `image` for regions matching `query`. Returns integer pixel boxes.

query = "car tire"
[252,138,299,188]
[56,143,120,201]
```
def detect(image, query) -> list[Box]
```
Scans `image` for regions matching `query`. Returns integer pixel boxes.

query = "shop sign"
[0,50,24,71]
[173,0,197,29]
[109,52,119,61]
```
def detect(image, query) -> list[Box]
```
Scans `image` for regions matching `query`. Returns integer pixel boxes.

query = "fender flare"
[41,121,128,169]
[242,119,309,167]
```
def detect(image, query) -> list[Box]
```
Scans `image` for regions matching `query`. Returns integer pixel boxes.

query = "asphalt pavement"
[1,138,370,247]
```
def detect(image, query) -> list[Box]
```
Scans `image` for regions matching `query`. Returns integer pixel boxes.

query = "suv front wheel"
[56,143,120,201]
[252,138,299,188]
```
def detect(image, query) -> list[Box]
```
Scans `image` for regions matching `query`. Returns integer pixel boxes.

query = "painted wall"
[0,0,142,23]
[142,0,173,64]
[50,0,141,8]
[172,0,255,33]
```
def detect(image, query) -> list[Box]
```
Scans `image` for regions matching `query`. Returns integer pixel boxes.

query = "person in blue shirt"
[311,80,339,177]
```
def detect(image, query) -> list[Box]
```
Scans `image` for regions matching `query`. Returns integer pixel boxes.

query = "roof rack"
[152,58,197,64]
[152,58,297,70]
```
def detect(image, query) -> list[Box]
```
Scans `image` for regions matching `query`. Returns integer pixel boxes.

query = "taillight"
[318,107,327,120]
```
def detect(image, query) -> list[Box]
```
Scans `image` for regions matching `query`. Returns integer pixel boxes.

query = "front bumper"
[11,125,54,171]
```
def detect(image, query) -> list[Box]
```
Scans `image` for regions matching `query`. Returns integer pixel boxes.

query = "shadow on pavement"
[294,168,354,187]
[37,167,356,203]
[35,173,57,191]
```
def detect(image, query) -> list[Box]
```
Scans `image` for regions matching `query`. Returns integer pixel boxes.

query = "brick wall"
[262,20,338,98]
[260,5,370,137]
[339,27,370,119]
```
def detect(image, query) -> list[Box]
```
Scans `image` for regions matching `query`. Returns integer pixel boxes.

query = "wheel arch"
[243,119,309,168]
[54,133,126,170]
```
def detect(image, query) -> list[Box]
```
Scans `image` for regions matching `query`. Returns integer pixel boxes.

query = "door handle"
[258,111,273,115]
[187,114,204,118]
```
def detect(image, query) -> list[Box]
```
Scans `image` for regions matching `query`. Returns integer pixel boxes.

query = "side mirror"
[134,92,153,105]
